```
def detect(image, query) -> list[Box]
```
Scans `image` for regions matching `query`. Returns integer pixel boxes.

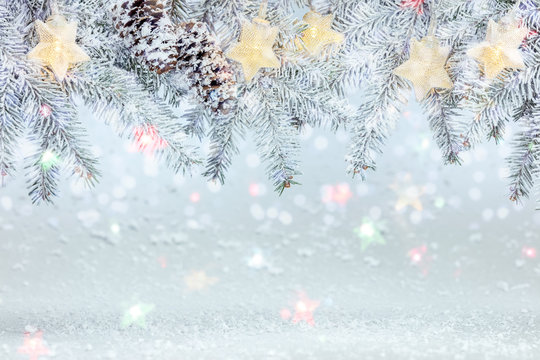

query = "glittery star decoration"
[184,270,218,291]
[17,331,50,360]
[354,218,386,251]
[298,11,344,56]
[28,14,90,81]
[389,174,426,211]
[393,36,453,101]
[467,19,528,79]
[226,18,280,82]
[121,303,155,328]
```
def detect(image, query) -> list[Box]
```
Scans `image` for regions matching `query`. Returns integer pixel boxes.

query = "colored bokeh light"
[17,331,50,360]
[292,294,320,326]
[39,104,52,118]
[184,270,218,291]
[354,218,386,251]
[121,303,155,328]
[190,192,201,203]
[401,0,425,13]
[249,183,261,197]
[390,174,425,212]
[41,150,59,171]
[322,183,353,205]
[281,292,320,326]
[407,245,432,275]
[522,246,537,259]
[131,125,168,155]
[408,245,427,264]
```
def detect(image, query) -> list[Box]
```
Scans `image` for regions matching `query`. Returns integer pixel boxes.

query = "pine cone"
[111,0,178,74]
[177,21,237,115]
[112,1,237,114]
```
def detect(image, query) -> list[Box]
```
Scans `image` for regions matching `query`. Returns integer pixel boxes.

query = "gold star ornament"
[28,14,90,81]
[298,11,344,56]
[467,19,528,79]
[227,18,280,82]
[393,36,453,101]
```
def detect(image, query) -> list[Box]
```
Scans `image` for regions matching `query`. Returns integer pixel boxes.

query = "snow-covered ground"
[1,103,539,359]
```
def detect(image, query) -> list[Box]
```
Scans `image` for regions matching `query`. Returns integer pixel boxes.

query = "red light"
[39,104,52,118]
[522,247,537,259]
[322,183,353,205]
[400,0,425,14]
[132,125,168,155]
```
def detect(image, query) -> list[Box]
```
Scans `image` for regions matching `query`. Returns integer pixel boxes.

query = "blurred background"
[1,97,540,359]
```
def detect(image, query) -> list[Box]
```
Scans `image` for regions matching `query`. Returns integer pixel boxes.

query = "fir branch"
[508,99,540,203]
[252,87,301,192]
[203,111,244,183]
[422,90,464,165]
[25,149,61,204]
[66,62,200,174]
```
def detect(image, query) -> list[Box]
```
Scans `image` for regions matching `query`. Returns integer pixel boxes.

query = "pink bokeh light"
[400,0,425,14]
[18,331,50,360]
[131,125,168,155]
[522,246,537,259]
[322,183,353,206]
[190,192,200,203]
[39,104,52,118]
[249,183,261,197]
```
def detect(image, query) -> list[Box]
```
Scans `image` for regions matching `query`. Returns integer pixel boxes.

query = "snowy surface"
[1,101,540,359]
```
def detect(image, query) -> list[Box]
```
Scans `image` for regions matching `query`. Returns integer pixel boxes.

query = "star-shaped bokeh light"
[121,303,155,328]
[280,292,320,326]
[298,11,344,56]
[131,125,168,155]
[354,218,386,251]
[389,174,425,211]
[227,18,280,82]
[18,331,50,360]
[28,14,90,81]
[184,270,218,291]
[467,18,528,79]
[322,183,353,205]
